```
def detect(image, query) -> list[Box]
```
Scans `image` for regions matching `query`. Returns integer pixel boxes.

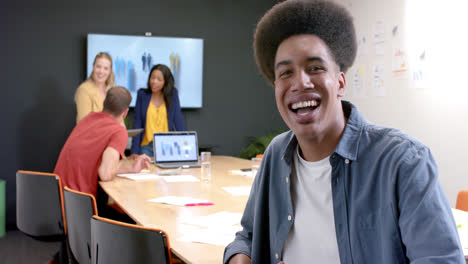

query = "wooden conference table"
[100,156,468,263]
[99,155,254,264]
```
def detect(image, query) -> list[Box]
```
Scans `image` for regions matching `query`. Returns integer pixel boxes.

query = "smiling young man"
[223,0,464,263]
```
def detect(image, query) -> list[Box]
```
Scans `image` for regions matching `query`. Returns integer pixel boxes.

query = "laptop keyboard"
[157,162,201,168]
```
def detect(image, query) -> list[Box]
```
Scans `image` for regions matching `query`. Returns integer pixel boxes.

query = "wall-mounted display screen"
[87,33,204,108]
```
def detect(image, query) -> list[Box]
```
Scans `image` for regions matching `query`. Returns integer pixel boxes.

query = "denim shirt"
[224,101,464,264]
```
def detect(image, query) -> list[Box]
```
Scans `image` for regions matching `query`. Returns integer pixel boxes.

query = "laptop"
[153,131,201,168]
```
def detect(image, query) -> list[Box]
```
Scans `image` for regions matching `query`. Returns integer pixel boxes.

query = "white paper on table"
[181,211,242,227]
[117,173,160,181]
[222,186,251,196]
[161,175,199,182]
[178,224,242,246]
[230,170,254,177]
[458,229,468,249]
[452,208,468,248]
[452,208,468,226]
[147,196,208,206]
[178,212,243,246]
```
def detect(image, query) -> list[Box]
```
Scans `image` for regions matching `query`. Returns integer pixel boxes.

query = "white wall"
[338,0,468,206]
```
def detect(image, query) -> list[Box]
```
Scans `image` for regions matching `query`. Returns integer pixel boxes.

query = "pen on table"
[184,202,214,206]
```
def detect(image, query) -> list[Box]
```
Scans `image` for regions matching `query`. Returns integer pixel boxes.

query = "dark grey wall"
[0,0,286,229]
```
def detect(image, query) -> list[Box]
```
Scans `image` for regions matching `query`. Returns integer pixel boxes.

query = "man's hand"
[99,150,152,181]
[228,254,251,264]
[131,154,151,172]
[127,154,140,160]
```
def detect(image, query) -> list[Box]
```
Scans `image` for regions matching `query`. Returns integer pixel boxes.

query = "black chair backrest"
[63,187,97,264]
[16,170,65,238]
[91,215,171,264]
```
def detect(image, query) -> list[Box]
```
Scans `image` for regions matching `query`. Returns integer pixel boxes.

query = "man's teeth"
[291,100,318,110]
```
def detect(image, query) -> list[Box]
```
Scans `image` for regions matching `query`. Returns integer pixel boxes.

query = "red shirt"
[54,112,127,198]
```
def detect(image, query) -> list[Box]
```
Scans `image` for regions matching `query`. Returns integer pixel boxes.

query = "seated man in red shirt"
[54,86,151,219]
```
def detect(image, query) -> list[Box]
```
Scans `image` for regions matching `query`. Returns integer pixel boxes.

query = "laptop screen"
[153,132,199,163]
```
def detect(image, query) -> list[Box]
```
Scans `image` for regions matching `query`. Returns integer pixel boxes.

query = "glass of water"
[201,152,211,182]
[251,157,262,177]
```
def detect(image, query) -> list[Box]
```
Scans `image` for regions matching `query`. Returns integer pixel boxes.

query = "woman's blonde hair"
[90,52,115,87]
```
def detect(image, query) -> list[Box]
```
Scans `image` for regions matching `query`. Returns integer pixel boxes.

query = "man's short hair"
[103,86,132,117]
[254,0,357,85]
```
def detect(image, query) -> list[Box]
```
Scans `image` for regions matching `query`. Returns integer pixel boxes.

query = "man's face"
[274,34,346,143]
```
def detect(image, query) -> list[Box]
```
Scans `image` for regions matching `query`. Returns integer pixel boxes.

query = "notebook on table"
[153,131,201,168]
[127,128,144,137]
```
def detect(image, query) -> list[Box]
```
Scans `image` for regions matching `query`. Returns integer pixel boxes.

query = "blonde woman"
[75,52,115,123]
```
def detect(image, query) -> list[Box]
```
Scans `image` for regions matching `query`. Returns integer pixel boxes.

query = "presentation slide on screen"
[87,33,204,108]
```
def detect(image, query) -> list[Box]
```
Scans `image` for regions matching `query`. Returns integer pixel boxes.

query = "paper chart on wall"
[357,33,368,57]
[392,46,408,75]
[372,64,386,97]
[373,20,386,56]
[411,49,429,89]
[352,66,366,98]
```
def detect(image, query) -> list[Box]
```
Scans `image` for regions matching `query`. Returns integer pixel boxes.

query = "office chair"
[63,187,98,264]
[91,215,173,264]
[456,190,468,212]
[16,170,68,263]
[16,170,66,238]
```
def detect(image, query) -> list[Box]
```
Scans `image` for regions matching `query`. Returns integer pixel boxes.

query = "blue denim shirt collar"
[281,100,363,165]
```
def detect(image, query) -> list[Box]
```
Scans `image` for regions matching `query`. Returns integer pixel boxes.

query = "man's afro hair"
[254,0,357,85]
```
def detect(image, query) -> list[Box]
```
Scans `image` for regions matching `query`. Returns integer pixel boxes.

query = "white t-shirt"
[282,147,340,263]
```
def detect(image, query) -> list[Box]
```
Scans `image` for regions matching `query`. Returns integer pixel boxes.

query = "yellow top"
[141,102,169,146]
[74,80,106,123]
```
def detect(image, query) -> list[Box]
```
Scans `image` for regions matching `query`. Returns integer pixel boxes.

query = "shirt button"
[286,177,289,183]
[275,253,279,259]
[345,159,350,164]
[288,215,292,221]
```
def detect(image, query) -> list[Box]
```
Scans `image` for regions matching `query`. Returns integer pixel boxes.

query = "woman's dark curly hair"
[144,64,175,109]
[254,0,357,85]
